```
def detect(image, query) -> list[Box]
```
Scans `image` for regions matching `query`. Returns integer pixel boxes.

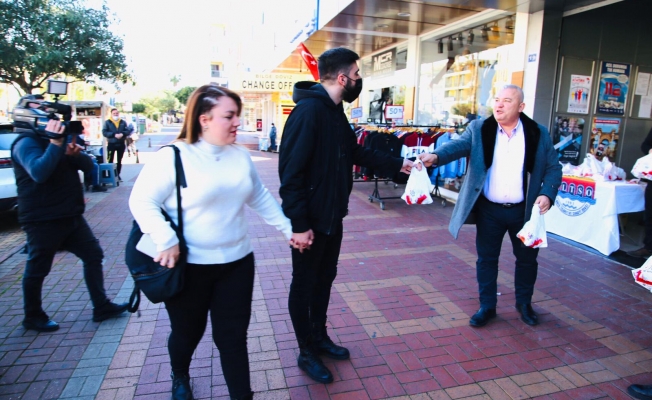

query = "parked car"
[0,123,18,212]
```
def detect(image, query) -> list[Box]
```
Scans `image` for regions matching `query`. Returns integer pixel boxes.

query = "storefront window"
[417,16,515,127]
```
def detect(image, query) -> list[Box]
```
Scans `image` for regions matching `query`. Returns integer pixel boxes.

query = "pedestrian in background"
[279,47,415,384]
[627,126,652,259]
[12,119,128,332]
[268,122,277,152]
[419,85,562,328]
[129,84,293,400]
[102,108,133,181]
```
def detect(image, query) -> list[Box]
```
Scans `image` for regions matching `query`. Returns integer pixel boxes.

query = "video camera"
[12,80,83,139]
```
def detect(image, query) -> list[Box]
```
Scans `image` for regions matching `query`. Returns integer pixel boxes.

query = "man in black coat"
[278,47,415,384]
[102,108,133,181]
[12,119,128,332]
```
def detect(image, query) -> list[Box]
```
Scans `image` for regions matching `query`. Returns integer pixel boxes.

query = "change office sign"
[371,49,396,78]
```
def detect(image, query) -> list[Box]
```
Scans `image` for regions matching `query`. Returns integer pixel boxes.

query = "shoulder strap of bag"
[162,144,187,233]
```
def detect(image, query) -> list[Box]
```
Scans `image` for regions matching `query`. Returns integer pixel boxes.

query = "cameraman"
[102,108,133,181]
[12,119,128,332]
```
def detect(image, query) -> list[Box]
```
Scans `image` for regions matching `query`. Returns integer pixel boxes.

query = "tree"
[132,103,146,114]
[174,86,196,105]
[170,75,181,87]
[139,91,179,118]
[0,0,131,94]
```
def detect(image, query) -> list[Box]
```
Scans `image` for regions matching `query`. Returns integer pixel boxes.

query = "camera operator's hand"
[46,120,65,146]
[65,143,83,157]
[115,133,124,139]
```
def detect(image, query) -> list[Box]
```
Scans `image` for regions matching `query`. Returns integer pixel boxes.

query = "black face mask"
[342,75,363,103]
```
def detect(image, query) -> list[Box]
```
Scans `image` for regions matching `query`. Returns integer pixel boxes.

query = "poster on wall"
[596,61,631,115]
[567,75,592,114]
[589,117,620,161]
[552,116,585,165]
[368,87,394,123]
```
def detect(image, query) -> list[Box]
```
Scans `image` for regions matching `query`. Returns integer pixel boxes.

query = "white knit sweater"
[129,139,292,264]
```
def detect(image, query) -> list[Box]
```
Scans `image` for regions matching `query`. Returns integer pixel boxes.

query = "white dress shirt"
[483,120,525,204]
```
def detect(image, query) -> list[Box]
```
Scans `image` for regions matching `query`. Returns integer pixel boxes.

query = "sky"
[99,0,317,101]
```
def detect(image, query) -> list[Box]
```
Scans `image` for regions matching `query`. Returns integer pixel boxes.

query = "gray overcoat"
[434,113,562,239]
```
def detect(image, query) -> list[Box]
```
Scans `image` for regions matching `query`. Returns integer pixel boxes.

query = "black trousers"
[107,143,125,176]
[22,216,108,319]
[644,182,652,250]
[288,223,342,343]
[475,196,539,308]
[165,253,255,399]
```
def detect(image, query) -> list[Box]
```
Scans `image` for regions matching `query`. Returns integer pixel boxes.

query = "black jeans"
[288,223,342,343]
[165,253,255,399]
[22,216,107,319]
[475,196,539,308]
[644,182,652,250]
[107,143,125,176]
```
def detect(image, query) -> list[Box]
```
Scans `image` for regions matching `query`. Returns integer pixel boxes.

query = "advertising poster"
[589,117,620,161]
[567,75,592,114]
[596,61,631,115]
[552,116,585,165]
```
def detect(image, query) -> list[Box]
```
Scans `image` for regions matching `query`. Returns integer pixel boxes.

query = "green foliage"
[451,102,473,117]
[132,103,146,114]
[138,91,180,118]
[0,0,131,94]
[174,86,197,105]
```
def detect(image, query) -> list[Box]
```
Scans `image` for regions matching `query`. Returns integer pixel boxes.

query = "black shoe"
[297,346,334,383]
[469,308,496,327]
[627,384,652,400]
[117,175,123,182]
[515,303,539,326]
[93,301,129,322]
[22,316,60,332]
[91,185,108,192]
[231,392,253,400]
[628,247,652,259]
[171,372,194,400]
[312,324,350,360]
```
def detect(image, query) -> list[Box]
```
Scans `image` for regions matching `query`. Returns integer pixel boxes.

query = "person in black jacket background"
[12,119,128,332]
[102,108,133,181]
[278,47,415,384]
[628,127,652,259]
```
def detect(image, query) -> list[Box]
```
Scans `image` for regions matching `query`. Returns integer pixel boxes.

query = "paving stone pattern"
[0,134,650,399]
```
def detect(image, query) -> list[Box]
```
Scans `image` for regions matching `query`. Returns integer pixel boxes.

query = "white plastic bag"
[401,159,433,205]
[632,154,652,179]
[632,257,652,292]
[516,204,548,248]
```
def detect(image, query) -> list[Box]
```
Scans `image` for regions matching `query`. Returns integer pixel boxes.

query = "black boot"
[312,323,350,360]
[297,340,333,384]
[231,392,253,400]
[171,372,194,400]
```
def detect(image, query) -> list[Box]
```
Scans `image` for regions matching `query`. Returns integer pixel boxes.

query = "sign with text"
[384,105,404,120]
[596,61,630,115]
[371,48,396,78]
[351,107,363,119]
[231,73,314,93]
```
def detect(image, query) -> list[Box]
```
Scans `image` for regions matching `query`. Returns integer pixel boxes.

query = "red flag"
[297,43,319,81]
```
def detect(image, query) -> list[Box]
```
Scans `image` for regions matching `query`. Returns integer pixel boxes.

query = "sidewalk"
[0,133,651,399]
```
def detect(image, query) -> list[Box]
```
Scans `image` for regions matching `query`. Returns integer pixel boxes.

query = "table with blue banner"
[544,176,645,255]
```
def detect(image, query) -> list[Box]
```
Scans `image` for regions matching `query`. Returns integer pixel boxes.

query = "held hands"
[154,244,180,268]
[46,120,65,146]
[534,195,551,214]
[290,230,314,253]
[115,133,124,139]
[400,159,420,174]
[418,153,438,167]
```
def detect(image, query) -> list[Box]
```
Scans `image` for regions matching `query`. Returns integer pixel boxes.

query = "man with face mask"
[279,47,415,384]
[102,108,133,181]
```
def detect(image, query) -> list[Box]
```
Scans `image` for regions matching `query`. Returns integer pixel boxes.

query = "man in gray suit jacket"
[419,85,562,328]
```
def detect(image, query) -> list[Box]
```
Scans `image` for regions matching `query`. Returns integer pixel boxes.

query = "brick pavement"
[0,131,651,399]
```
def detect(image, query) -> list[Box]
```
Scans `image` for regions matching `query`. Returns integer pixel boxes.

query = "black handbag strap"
[162,145,187,233]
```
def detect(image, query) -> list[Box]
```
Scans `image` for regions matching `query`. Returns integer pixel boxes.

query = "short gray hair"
[501,84,524,103]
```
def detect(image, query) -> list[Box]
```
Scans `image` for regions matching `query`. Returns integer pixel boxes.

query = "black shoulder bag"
[125,145,187,313]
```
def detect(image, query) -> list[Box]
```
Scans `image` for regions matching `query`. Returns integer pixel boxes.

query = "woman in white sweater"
[129,84,292,400]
